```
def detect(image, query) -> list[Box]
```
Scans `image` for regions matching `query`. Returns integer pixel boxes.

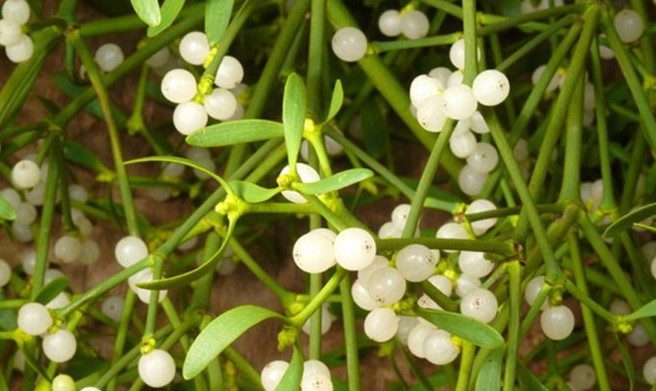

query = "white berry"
[458,251,494,278]
[460,288,498,323]
[215,55,244,89]
[472,70,510,106]
[161,68,197,103]
[441,84,477,120]
[138,349,176,388]
[357,255,388,282]
[524,275,548,309]
[11,159,40,189]
[351,279,378,310]
[279,163,321,203]
[42,329,77,363]
[95,43,124,72]
[409,75,443,108]
[51,374,75,391]
[540,305,575,340]
[455,274,481,297]
[396,316,419,345]
[614,9,644,43]
[395,244,437,282]
[568,364,596,390]
[417,96,447,132]
[333,227,376,271]
[364,266,406,306]
[261,360,289,391]
[102,296,124,322]
[331,27,367,62]
[644,356,656,385]
[293,229,336,273]
[0,259,10,287]
[401,10,429,39]
[173,101,208,135]
[407,323,433,358]
[0,19,22,46]
[466,199,498,236]
[423,329,460,365]
[2,0,30,24]
[436,222,468,252]
[54,235,82,264]
[467,142,498,174]
[378,10,402,37]
[115,236,148,267]
[204,88,238,121]
[5,34,33,62]
[179,31,210,66]
[301,360,332,391]
[18,302,52,335]
[364,308,399,342]
[449,126,477,158]
[628,324,650,346]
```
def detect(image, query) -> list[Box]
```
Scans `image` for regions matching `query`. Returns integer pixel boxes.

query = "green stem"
[290,268,347,326]
[454,342,475,391]
[377,237,516,256]
[106,290,137,391]
[339,274,361,391]
[558,79,583,201]
[370,32,462,53]
[502,261,520,391]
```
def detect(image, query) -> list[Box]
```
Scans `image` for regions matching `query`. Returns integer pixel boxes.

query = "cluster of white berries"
[279,163,320,204]
[160,31,244,135]
[408,39,509,195]
[138,349,176,388]
[524,275,576,340]
[17,302,77,363]
[566,364,597,391]
[114,235,167,303]
[378,9,429,39]
[261,358,333,391]
[293,227,376,273]
[0,0,32,63]
[610,298,650,347]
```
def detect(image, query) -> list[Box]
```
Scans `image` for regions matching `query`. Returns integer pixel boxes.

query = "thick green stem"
[339,275,361,391]
[502,261,521,391]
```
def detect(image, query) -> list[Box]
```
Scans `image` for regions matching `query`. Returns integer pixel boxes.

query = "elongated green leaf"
[62,140,112,175]
[0,194,17,221]
[183,305,283,379]
[130,0,161,26]
[147,0,186,36]
[205,0,234,45]
[34,277,69,305]
[275,345,303,391]
[125,156,232,193]
[186,120,284,147]
[416,309,504,349]
[138,221,235,290]
[229,181,280,203]
[21,346,49,380]
[603,202,656,238]
[282,73,306,170]
[624,298,656,321]
[516,361,548,391]
[475,349,503,391]
[615,332,635,391]
[324,80,343,123]
[294,168,373,195]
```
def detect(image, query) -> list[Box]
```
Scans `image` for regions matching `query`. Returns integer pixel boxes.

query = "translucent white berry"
[365,266,406,306]
[51,374,75,391]
[458,251,494,278]
[469,111,489,134]
[568,364,596,390]
[261,360,289,391]
[351,279,378,310]
[364,308,399,342]
[644,356,656,385]
[54,235,82,264]
[2,0,30,24]
[146,47,170,68]
[390,204,412,230]
[102,296,124,322]
[427,274,453,296]
[5,34,33,63]
[455,274,480,297]
[129,269,167,303]
[115,236,148,267]
[378,221,402,239]
[472,70,510,106]
[301,360,332,391]
[46,292,70,309]
[302,304,335,336]
[279,163,321,203]
[449,39,466,70]
[333,227,376,271]
[651,256,656,280]
[436,222,468,252]
[293,229,336,273]
[423,329,460,365]
[95,43,124,72]
[613,9,644,43]
[513,138,529,161]
[42,329,77,363]
[417,96,447,132]
[540,305,575,340]
[12,221,33,242]
[331,27,367,62]
[628,324,650,346]
[449,126,477,158]
[599,44,614,60]
[357,255,388,282]
[0,259,10,287]
[466,199,498,236]
[204,88,238,121]
[583,82,596,111]
[179,31,210,66]
[447,70,464,87]
[395,244,437,282]
[467,142,498,173]
[14,202,36,225]
[531,65,560,93]
[609,299,631,316]
[401,10,429,39]
[429,67,451,85]
[215,55,244,89]
[407,323,433,358]
[396,316,418,345]
[0,19,22,46]
[11,159,40,189]
[460,288,498,323]
[524,275,548,309]
[378,10,402,37]
[18,302,52,335]
[409,75,443,108]
[161,68,197,103]
[138,349,176,388]
[441,84,477,120]
[173,101,208,135]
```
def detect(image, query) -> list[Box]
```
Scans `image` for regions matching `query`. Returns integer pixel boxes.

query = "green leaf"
[516,361,548,391]
[615,332,635,391]
[624,297,656,322]
[124,156,233,194]
[130,0,161,26]
[138,221,235,290]
[294,168,373,195]
[275,345,304,391]
[416,309,505,349]
[147,0,186,37]
[603,202,656,238]
[62,140,112,175]
[324,80,343,123]
[186,120,284,147]
[21,346,49,380]
[475,349,503,391]
[205,0,234,45]
[183,305,283,379]
[282,73,306,170]
[229,181,280,203]
[34,277,69,305]
[0,194,17,221]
